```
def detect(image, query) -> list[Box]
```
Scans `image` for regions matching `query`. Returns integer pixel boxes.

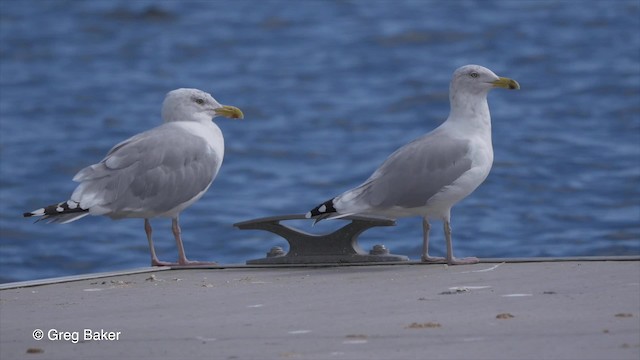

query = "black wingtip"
[306,198,337,219]
[23,201,88,220]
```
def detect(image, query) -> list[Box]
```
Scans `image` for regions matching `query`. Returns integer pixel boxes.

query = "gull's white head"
[450,65,520,96]
[447,65,519,123]
[161,88,244,123]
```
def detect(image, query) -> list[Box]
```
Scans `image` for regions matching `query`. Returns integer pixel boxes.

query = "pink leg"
[421,217,446,263]
[171,216,217,266]
[145,219,172,266]
[444,220,479,265]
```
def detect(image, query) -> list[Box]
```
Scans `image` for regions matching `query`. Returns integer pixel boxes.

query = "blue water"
[1,0,638,283]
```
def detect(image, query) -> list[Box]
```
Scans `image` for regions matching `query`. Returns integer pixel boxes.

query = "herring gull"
[24,88,244,266]
[306,65,519,265]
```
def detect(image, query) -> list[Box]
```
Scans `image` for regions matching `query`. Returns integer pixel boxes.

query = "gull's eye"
[195,98,205,105]
[469,72,479,78]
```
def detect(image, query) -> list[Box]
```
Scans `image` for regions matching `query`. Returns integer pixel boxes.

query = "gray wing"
[71,123,219,217]
[343,128,472,210]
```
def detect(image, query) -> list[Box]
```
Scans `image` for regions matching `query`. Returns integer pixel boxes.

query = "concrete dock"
[1,258,639,360]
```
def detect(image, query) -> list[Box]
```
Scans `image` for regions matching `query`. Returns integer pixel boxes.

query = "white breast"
[175,121,225,173]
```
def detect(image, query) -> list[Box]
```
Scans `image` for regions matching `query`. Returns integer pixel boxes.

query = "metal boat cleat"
[234,214,409,264]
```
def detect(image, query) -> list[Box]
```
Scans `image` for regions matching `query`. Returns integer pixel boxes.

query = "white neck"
[447,90,492,132]
[163,111,212,124]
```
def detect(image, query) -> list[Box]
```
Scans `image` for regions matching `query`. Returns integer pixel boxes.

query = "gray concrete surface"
[1,259,639,360]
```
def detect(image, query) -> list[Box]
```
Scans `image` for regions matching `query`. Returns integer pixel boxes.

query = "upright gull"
[306,65,519,265]
[24,88,244,266]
